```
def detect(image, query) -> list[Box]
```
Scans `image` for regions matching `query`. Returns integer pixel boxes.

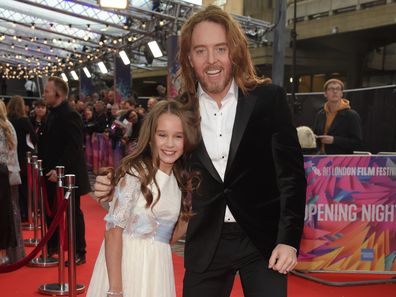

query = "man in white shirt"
[177,6,306,297]
[24,79,37,97]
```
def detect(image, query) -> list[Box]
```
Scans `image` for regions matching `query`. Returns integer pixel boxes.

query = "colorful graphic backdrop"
[297,155,396,272]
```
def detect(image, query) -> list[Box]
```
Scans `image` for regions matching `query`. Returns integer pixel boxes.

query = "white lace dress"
[86,169,181,297]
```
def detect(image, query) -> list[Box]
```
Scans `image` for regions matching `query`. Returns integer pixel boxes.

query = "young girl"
[86,100,200,297]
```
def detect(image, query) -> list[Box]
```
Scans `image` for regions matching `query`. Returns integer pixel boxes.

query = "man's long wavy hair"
[108,100,201,221]
[178,5,271,98]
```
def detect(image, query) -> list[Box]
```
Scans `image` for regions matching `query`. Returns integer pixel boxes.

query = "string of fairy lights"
[0,19,167,79]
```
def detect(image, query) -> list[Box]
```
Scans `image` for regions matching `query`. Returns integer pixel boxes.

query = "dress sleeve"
[104,173,141,230]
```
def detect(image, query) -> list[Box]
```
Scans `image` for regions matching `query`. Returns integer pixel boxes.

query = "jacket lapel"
[195,140,223,183]
[225,90,257,176]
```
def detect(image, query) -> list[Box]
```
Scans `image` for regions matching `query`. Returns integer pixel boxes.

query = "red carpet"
[1,195,395,296]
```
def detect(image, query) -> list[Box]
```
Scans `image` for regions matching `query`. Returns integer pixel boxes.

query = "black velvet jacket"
[184,84,307,272]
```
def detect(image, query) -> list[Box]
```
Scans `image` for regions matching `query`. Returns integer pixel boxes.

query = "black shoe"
[47,248,59,258]
[65,254,86,266]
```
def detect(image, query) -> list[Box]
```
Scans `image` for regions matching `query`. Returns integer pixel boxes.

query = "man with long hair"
[177,6,306,297]
[96,5,306,297]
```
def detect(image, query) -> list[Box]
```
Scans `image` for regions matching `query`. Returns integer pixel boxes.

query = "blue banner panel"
[114,55,132,103]
[79,69,94,101]
[167,35,180,98]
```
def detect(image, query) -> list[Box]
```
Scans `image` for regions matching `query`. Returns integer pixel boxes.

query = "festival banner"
[114,55,132,103]
[297,155,396,272]
[79,68,94,101]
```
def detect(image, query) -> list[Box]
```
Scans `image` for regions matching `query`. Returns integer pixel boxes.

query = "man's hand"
[268,244,297,274]
[46,169,57,182]
[316,135,334,144]
[94,172,114,201]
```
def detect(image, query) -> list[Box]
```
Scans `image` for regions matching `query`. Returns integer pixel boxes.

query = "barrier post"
[22,151,34,230]
[24,155,40,246]
[38,172,84,295]
[65,174,85,297]
[29,160,58,267]
[57,166,66,291]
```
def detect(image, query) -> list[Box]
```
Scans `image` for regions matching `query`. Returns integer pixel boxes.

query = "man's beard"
[196,66,232,96]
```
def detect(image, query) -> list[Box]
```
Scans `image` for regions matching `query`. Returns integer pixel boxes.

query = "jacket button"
[224,188,231,194]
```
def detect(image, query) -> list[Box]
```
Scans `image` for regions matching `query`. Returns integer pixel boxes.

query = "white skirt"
[86,234,176,297]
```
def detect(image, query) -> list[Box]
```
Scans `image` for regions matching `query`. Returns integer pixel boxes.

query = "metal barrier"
[22,151,34,230]
[291,270,396,286]
[29,160,58,267]
[24,155,40,246]
[15,154,86,294]
[66,174,85,296]
[38,173,85,296]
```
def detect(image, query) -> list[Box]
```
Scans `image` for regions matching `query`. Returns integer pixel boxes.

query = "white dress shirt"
[198,80,238,222]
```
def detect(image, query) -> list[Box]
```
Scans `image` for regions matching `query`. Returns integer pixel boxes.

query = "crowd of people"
[0,79,162,267]
[0,4,365,297]
[72,94,161,172]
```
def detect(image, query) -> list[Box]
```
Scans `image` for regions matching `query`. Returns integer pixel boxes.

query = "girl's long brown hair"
[106,99,201,221]
[0,100,15,150]
[178,5,271,99]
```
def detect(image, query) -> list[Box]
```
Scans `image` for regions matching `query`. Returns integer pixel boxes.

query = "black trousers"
[18,172,28,222]
[183,223,287,297]
[45,181,86,256]
[0,165,16,249]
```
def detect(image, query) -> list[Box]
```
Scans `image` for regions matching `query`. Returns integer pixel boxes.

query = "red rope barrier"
[27,165,32,191]
[41,176,54,218]
[0,197,69,273]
